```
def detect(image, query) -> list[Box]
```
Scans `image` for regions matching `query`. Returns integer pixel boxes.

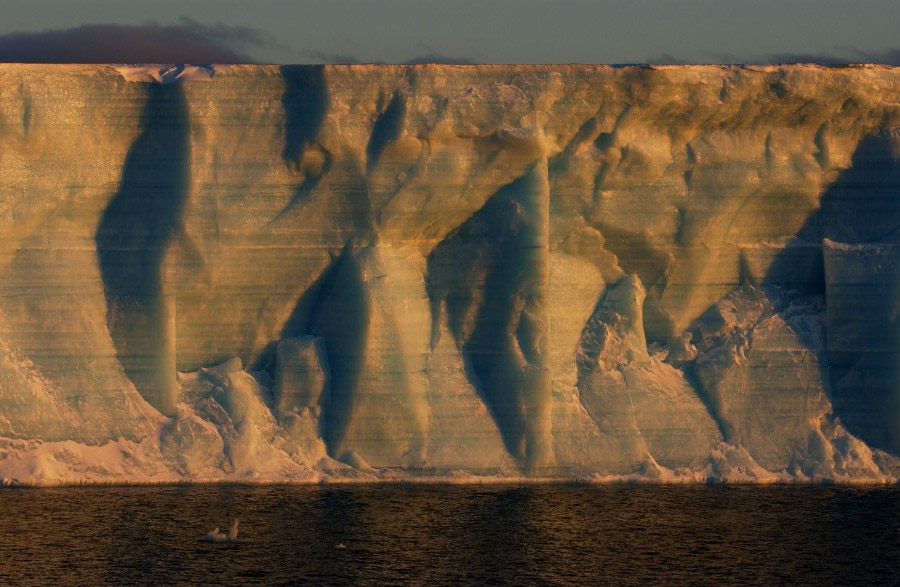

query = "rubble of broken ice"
[0,64,896,484]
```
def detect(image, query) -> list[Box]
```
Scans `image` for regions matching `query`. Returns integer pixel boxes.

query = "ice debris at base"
[0,351,895,485]
[0,64,897,484]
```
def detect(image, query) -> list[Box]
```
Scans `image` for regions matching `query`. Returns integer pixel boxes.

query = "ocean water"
[0,484,896,586]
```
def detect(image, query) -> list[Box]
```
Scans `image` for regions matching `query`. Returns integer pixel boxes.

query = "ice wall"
[0,64,896,484]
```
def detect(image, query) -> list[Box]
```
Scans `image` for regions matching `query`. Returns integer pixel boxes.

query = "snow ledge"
[115,64,214,84]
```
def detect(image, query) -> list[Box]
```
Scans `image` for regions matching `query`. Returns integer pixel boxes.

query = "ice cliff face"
[0,64,897,484]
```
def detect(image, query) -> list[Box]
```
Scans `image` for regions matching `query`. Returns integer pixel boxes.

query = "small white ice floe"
[206,519,239,543]
[335,543,347,550]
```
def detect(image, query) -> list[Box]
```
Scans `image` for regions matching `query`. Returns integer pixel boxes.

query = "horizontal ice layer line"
[0,64,897,484]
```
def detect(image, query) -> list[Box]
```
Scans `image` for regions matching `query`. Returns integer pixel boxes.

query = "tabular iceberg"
[0,64,896,484]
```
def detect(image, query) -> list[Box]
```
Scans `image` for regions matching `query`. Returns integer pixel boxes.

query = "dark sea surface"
[0,484,897,586]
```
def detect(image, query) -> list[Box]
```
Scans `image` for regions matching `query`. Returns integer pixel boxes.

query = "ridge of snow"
[115,64,215,84]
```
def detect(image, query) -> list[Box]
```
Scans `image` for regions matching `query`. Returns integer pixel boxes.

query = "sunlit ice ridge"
[0,64,897,485]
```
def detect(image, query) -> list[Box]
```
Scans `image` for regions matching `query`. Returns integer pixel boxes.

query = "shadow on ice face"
[764,130,900,454]
[95,83,190,417]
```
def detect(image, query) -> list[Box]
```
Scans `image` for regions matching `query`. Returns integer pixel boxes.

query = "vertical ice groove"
[95,83,189,417]
[764,129,900,454]
[305,247,369,462]
[427,159,551,472]
[366,90,406,175]
[280,65,327,170]
[521,158,552,473]
[270,65,329,223]
[301,245,430,468]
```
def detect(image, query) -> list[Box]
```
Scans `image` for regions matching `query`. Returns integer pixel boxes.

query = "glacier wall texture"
[0,64,897,483]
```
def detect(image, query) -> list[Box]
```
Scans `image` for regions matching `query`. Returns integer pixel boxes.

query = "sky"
[1,0,898,64]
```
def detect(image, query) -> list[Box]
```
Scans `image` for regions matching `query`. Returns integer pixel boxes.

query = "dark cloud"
[300,49,476,65]
[0,18,277,63]
[641,52,738,65]
[301,50,363,64]
[402,53,477,65]
[643,53,685,65]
